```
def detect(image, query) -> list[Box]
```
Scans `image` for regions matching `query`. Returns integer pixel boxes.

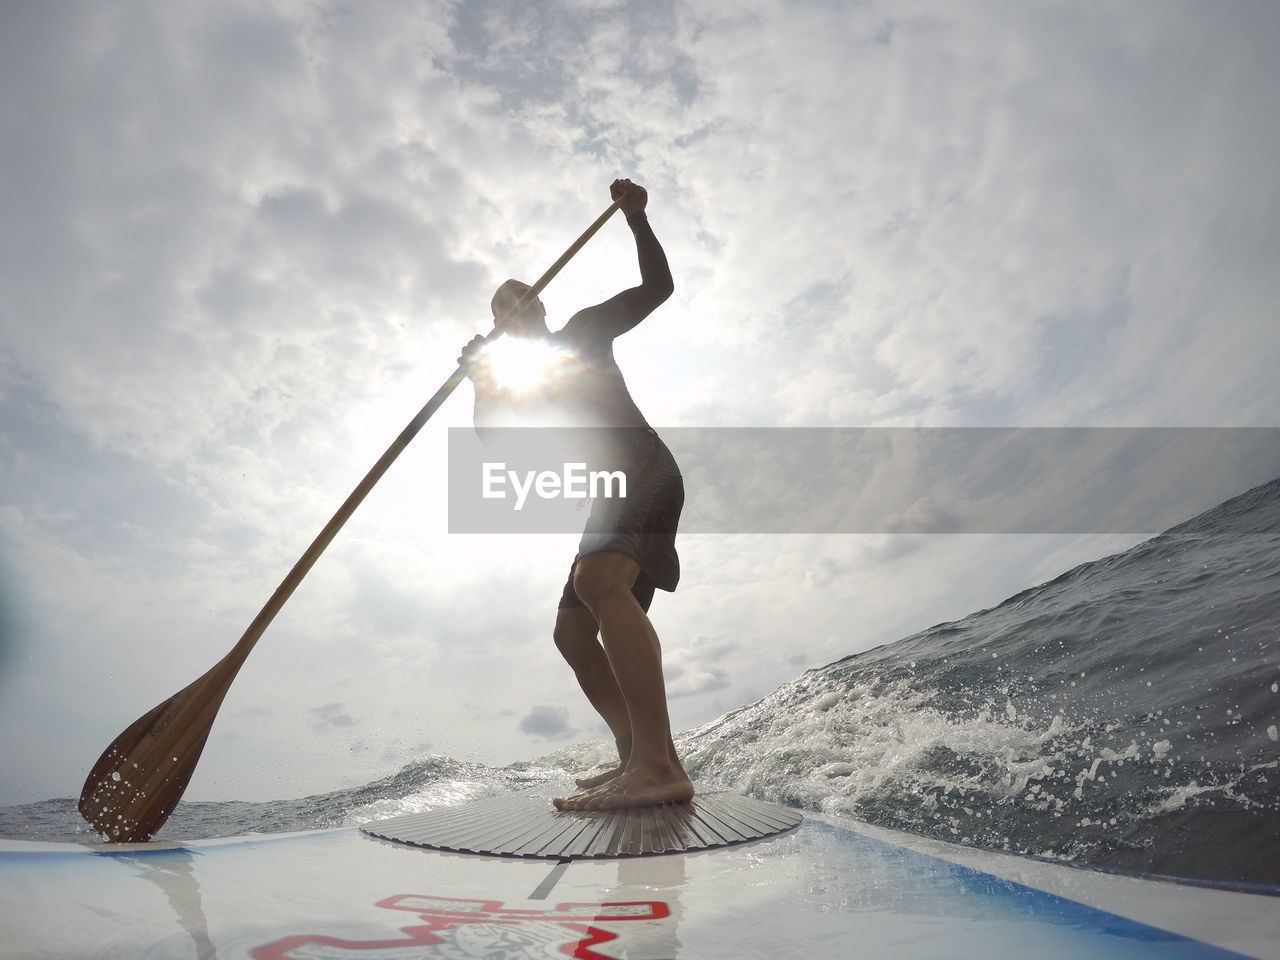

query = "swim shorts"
[557,429,684,613]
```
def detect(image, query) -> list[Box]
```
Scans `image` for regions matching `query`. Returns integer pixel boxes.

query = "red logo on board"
[251,894,670,959]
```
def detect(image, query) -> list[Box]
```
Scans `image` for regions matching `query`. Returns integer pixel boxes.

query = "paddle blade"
[78,685,221,842]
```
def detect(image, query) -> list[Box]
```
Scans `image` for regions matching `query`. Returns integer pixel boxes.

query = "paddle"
[79,199,622,842]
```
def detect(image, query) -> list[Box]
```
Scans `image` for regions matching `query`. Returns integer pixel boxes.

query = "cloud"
[557,0,1280,427]
[662,633,736,700]
[310,702,358,730]
[664,661,730,700]
[518,705,575,740]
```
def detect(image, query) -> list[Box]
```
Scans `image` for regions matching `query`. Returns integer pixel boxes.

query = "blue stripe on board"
[808,819,1260,960]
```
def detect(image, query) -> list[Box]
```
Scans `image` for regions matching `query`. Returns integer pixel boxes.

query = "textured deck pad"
[361,790,803,860]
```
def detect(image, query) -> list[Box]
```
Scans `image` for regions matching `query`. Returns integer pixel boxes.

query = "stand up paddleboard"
[3,790,1278,959]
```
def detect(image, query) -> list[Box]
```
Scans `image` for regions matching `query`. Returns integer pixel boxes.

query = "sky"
[1,0,1277,807]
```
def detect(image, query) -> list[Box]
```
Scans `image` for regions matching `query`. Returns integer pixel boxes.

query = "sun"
[483,335,568,392]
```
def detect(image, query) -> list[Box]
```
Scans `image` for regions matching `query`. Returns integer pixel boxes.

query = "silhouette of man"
[458,178,693,810]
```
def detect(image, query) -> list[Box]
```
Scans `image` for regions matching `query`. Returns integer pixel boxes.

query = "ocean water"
[3,478,1277,888]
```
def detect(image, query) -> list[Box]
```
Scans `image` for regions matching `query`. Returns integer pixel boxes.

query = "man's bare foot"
[554,766,694,811]
[574,765,624,789]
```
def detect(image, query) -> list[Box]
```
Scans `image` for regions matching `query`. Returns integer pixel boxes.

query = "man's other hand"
[457,334,489,378]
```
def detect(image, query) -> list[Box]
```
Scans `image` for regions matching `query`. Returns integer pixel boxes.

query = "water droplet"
[110,771,121,782]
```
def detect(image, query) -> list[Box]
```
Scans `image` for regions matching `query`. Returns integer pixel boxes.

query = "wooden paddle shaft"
[212,200,619,678]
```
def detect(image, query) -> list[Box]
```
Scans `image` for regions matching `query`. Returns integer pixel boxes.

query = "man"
[458,178,693,811]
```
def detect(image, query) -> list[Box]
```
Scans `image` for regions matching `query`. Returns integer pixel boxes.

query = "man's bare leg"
[553,606,631,788]
[553,552,692,811]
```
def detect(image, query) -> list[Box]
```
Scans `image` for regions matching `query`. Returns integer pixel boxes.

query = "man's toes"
[553,792,589,811]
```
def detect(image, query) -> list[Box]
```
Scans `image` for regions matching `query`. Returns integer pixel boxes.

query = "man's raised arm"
[565,179,674,341]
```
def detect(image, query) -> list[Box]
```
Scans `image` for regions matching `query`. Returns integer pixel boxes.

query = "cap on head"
[491,279,536,320]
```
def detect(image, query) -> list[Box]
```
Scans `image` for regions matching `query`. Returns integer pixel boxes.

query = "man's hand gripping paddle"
[78,200,622,842]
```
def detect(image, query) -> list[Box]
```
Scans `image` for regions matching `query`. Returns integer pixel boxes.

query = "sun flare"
[483,335,567,392]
